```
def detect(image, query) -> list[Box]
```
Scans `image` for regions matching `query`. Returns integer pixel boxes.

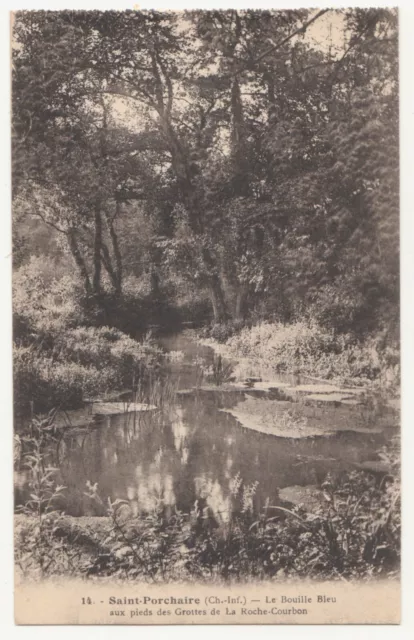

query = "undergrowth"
[13,260,163,416]
[202,321,400,391]
[15,414,400,584]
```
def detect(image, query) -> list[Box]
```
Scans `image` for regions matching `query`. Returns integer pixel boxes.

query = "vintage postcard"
[12,5,400,625]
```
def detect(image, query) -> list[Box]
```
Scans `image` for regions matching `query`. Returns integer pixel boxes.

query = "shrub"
[14,328,161,415]
[13,257,84,339]
[219,321,398,386]
[13,260,162,415]
[202,320,244,343]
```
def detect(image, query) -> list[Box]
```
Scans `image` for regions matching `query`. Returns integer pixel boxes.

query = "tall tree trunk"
[234,285,246,321]
[168,140,229,322]
[150,268,160,297]
[93,205,102,295]
[67,229,92,295]
[201,246,228,322]
[264,71,276,122]
[151,55,228,323]
[101,242,120,294]
[209,273,228,323]
[104,206,123,295]
[148,239,162,298]
[229,12,249,199]
[231,77,244,148]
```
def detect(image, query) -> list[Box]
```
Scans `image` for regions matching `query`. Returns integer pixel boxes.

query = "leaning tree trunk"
[150,268,160,297]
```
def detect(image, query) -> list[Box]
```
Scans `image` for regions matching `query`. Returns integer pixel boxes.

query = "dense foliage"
[13,8,398,333]
[13,256,160,415]
[202,320,400,389]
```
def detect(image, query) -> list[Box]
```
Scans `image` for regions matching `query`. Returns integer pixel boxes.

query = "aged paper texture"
[12,4,401,625]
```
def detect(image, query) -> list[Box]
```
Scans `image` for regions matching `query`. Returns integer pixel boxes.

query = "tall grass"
[133,375,178,413]
[15,412,68,578]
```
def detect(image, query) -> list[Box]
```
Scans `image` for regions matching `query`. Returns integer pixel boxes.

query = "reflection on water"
[15,333,392,519]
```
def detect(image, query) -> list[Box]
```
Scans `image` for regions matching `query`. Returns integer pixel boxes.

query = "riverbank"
[193,321,400,442]
[15,440,400,583]
[14,328,400,584]
[197,321,400,397]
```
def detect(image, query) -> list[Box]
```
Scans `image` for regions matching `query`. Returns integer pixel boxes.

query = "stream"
[15,332,397,519]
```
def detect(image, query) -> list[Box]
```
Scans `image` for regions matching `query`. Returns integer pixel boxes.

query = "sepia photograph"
[11,5,401,624]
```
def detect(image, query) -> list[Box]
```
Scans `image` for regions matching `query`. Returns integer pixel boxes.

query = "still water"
[15,333,393,518]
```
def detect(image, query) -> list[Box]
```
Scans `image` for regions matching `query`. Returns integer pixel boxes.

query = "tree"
[13,12,159,300]
[12,8,399,333]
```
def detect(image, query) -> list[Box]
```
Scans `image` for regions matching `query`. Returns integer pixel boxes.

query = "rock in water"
[92,402,157,415]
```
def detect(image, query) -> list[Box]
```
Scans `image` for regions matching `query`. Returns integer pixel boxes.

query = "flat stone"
[53,401,157,428]
[220,398,328,439]
[221,395,383,437]
[230,380,292,392]
[335,425,384,434]
[303,393,361,405]
[53,408,99,428]
[92,402,157,415]
[354,460,392,475]
[291,383,343,393]
[83,389,132,403]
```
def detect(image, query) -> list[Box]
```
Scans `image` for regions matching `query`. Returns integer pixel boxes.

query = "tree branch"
[155,50,174,119]
[30,209,68,235]
[326,14,382,87]
[232,9,330,77]
[151,51,165,115]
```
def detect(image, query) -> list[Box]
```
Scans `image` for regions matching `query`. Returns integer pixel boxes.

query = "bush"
[217,321,399,387]
[13,257,84,337]
[14,328,161,415]
[13,260,162,415]
[202,320,245,343]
